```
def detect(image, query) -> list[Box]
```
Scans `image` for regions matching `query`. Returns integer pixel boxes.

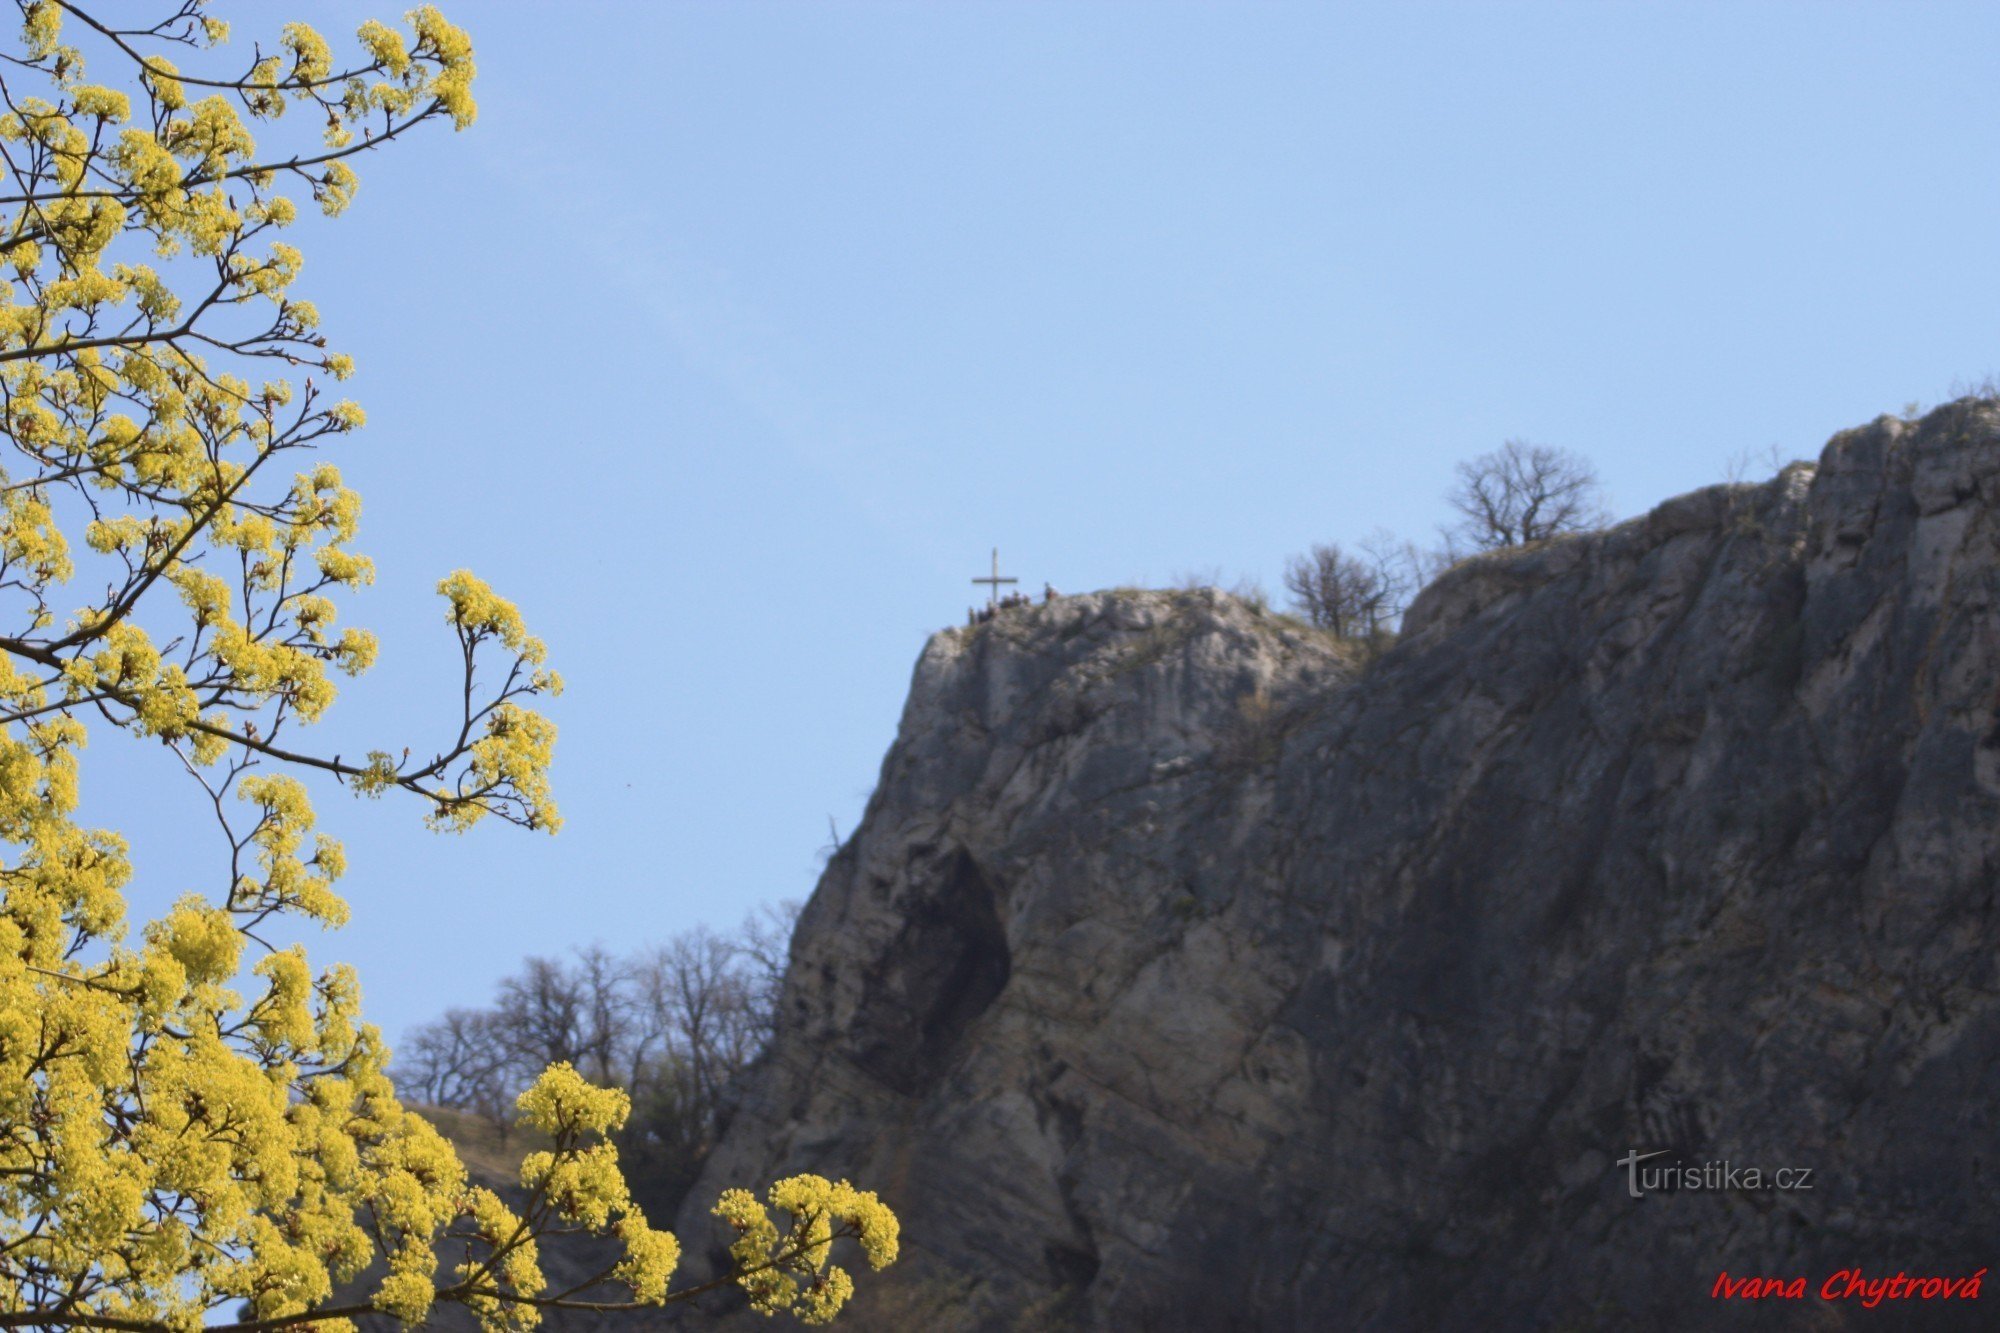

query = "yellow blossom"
[0,5,897,1327]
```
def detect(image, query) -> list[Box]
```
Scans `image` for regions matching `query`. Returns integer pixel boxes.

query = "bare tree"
[580,943,643,1087]
[734,900,802,1048]
[1357,528,1434,629]
[1445,439,1607,552]
[632,926,747,1124]
[394,904,805,1214]
[1284,543,1391,637]
[398,1008,514,1124]
[619,907,797,1213]
[493,955,589,1076]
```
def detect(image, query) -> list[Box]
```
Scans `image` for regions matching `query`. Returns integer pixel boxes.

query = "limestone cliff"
[675,403,2000,1331]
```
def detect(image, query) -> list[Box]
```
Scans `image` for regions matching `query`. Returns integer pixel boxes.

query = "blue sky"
[83,1,2000,1046]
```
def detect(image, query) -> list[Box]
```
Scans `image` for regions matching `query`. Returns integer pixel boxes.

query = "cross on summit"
[972,548,1017,611]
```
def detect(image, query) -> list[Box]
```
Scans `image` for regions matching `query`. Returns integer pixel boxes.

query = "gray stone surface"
[674,403,2000,1330]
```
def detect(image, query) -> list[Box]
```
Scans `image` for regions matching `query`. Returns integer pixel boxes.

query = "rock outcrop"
[676,403,2000,1330]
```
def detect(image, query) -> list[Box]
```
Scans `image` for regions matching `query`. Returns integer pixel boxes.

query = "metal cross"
[971,547,1018,610]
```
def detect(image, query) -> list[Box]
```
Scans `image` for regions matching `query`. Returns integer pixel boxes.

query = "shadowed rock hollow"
[674,403,2000,1331]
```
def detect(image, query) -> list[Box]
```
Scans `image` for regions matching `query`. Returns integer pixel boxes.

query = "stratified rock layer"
[679,404,2000,1331]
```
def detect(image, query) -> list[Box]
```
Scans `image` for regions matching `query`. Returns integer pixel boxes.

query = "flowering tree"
[0,3,894,1328]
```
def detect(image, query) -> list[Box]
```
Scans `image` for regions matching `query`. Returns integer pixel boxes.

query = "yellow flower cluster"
[712,1175,901,1324]
[439,568,551,666]
[614,1216,683,1305]
[517,1060,631,1136]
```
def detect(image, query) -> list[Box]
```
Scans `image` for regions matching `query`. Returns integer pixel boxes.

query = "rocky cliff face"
[676,404,2000,1331]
